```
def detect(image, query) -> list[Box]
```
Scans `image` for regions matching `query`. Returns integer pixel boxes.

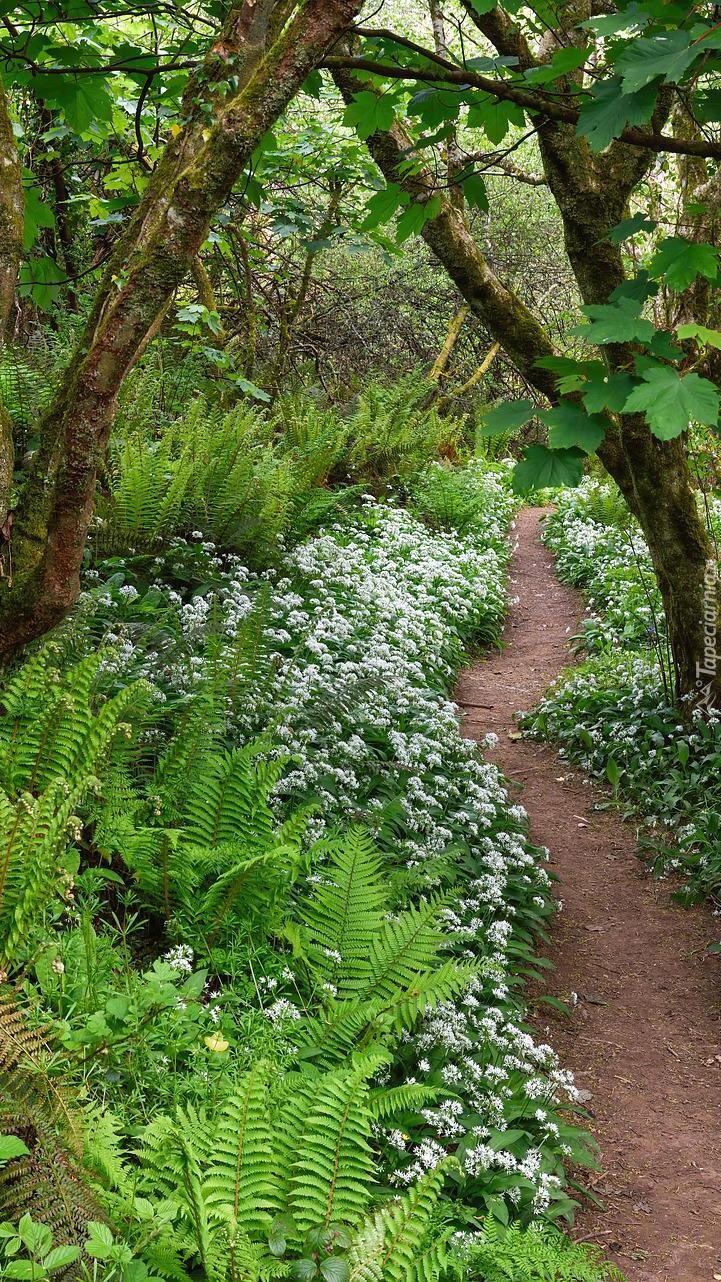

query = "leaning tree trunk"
[0,0,363,654]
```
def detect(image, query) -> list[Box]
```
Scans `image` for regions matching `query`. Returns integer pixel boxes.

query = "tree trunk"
[0,0,363,654]
[536,118,721,703]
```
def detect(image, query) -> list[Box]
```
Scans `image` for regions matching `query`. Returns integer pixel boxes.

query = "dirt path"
[457,507,721,1282]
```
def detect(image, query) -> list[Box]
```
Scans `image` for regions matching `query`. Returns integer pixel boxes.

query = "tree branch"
[325,55,721,159]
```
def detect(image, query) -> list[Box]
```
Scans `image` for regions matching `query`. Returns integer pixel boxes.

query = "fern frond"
[205,1063,277,1234]
[303,830,387,996]
[287,1060,379,1232]
[348,1164,449,1282]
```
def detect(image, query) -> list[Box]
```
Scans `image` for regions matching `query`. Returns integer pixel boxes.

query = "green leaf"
[648,236,719,291]
[18,1218,52,1258]
[577,78,656,152]
[343,92,396,141]
[610,270,658,305]
[396,196,442,242]
[614,31,699,94]
[23,185,55,252]
[539,403,608,452]
[467,98,525,144]
[524,46,589,85]
[462,173,488,211]
[622,366,719,439]
[40,76,114,134]
[4,1262,45,1279]
[606,758,620,788]
[42,1247,82,1273]
[361,183,409,231]
[571,297,657,345]
[0,1137,29,1161]
[467,0,497,12]
[581,371,636,414]
[19,255,67,311]
[607,213,656,244]
[319,1260,350,1282]
[234,376,271,403]
[677,322,721,350]
[512,445,585,492]
[479,399,535,437]
[407,88,461,130]
[292,1261,317,1281]
[303,70,323,99]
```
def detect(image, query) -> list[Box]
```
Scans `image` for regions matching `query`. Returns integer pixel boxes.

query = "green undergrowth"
[525,479,721,916]
[0,379,616,1282]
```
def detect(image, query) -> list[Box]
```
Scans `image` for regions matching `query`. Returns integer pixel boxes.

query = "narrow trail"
[457,507,721,1282]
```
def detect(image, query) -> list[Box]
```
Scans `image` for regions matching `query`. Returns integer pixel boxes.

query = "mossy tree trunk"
[0,0,363,654]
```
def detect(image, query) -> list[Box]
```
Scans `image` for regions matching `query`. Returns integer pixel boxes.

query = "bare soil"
[457,506,721,1282]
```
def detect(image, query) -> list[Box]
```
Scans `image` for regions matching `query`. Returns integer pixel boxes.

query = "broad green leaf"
[23,185,55,252]
[4,1262,43,1279]
[361,183,409,230]
[319,1260,350,1282]
[622,366,719,438]
[607,213,656,244]
[43,1247,82,1273]
[648,236,719,291]
[610,271,658,305]
[396,196,442,242]
[234,376,271,403]
[343,92,396,141]
[0,1137,29,1161]
[580,5,654,37]
[408,88,462,129]
[40,76,114,134]
[462,173,489,211]
[614,31,700,94]
[577,78,656,152]
[571,297,657,345]
[467,98,525,144]
[676,322,721,350]
[581,371,636,413]
[539,403,608,452]
[19,255,66,311]
[524,46,589,84]
[479,399,535,437]
[512,445,585,492]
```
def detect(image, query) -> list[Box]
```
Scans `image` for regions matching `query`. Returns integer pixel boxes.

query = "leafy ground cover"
[0,397,615,1282]
[525,480,721,913]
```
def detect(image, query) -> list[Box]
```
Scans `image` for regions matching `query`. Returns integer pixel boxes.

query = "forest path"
[457,507,721,1282]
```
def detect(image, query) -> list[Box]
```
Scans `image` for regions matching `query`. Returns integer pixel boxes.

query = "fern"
[0,994,102,1239]
[287,1057,379,1232]
[0,648,148,797]
[348,1164,451,1282]
[453,1217,625,1282]
[205,1064,277,1233]
[300,833,479,1061]
[303,829,387,995]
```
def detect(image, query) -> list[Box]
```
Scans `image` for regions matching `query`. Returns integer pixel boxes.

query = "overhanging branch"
[324,55,721,159]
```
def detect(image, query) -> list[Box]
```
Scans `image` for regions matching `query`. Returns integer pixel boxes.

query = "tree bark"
[0,0,363,653]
